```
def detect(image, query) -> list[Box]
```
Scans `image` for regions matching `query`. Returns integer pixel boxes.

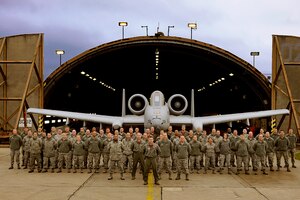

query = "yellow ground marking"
[146,171,161,200]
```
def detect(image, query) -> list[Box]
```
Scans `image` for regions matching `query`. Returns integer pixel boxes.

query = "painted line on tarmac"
[146,172,161,200]
[234,173,270,200]
[68,172,95,200]
[146,173,154,200]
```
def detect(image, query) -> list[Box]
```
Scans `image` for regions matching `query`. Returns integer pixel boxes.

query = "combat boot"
[228,168,231,175]
[57,168,62,173]
[197,170,201,174]
[42,169,48,173]
[154,181,160,185]
[108,174,113,180]
[185,174,189,181]
[95,169,99,173]
[245,170,250,175]
[73,169,77,173]
[270,167,274,171]
[23,166,27,169]
[120,173,125,180]
[51,168,54,173]
[144,181,148,185]
[67,169,71,173]
[292,164,297,168]
[80,168,83,173]
[287,167,291,172]
[175,173,181,180]
[88,168,92,173]
[8,165,13,170]
[219,168,223,174]
[212,170,216,174]
[28,169,34,173]
[263,170,268,175]
[276,166,280,171]
[38,169,42,173]
[168,173,172,180]
[17,164,21,169]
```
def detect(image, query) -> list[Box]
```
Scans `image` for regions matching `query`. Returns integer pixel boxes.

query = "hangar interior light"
[80,71,116,91]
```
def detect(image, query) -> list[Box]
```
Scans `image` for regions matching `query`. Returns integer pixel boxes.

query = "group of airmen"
[8,124,298,185]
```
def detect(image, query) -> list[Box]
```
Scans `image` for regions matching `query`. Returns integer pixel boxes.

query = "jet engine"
[128,94,149,115]
[167,94,188,115]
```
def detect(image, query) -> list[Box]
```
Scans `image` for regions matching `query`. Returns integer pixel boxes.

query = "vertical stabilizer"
[122,89,126,117]
[191,89,195,117]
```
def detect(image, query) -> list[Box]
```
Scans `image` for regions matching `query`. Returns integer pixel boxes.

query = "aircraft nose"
[151,118,161,127]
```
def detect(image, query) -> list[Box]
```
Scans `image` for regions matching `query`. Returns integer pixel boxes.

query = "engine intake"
[128,94,149,115]
[167,94,188,115]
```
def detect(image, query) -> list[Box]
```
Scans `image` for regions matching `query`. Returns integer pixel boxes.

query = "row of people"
[8,126,298,185]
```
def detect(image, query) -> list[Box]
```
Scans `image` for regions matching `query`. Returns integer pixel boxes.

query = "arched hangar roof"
[44,35,271,118]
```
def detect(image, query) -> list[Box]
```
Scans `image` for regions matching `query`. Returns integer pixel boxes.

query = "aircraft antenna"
[191,89,195,117]
[122,88,126,117]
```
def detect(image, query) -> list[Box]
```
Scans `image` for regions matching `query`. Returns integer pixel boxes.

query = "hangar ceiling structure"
[44,35,272,130]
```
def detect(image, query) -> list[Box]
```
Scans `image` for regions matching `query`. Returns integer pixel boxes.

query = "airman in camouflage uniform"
[218,133,231,174]
[253,134,268,175]
[28,132,43,173]
[287,128,297,168]
[107,134,125,180]
[73,135,85,173]
[57,133,72,173]
[235,135,250,175]
[175,136,191,180]
[42,133,57,173]
[203,137,216,174]
[157,132,173,180]
[189,135,202,174]
[102,133,112,173]
[8,129,23,169]
[22,130,32,169]
[275,130,291,172]
[264,132,275,171]
[121,132,134,172]
[86,131,102,173]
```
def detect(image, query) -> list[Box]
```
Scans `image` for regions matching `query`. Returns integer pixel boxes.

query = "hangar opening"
[43,35,271,132]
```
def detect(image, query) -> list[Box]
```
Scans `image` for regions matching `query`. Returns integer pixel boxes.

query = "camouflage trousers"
[288,148,296,165]
[177,158,189,175]
[30,153,41,171]
[205,154,215,171]
[73,155,84,169]
[121,154,133,171]
[58,152,71,169]
[266,152,274,167]
[219,154,231,169]
[43,156,56,170]
[88,152,100,170]
[10,149,20,166]
[237,155,249,171]
[158,156,172,174]
[255,155,266,171]
[109,159,123,174]
[276,151,289,167]
[23,151,30,167]
[189,155,201,171]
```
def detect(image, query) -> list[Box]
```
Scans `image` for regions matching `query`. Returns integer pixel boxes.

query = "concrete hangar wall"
[43,35,272,133]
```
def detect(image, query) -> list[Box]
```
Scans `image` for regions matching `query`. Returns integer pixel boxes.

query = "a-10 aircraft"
[27,89,289,131]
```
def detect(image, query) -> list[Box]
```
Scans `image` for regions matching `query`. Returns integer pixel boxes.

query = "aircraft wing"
[170,109,289,128]
[27,108,144,128]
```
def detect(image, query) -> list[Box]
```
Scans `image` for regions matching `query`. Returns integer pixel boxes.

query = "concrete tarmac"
[1,147,300,200]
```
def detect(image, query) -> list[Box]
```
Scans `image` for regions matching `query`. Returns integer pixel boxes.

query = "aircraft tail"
[122,89,126,117]
[191,89,195,117]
